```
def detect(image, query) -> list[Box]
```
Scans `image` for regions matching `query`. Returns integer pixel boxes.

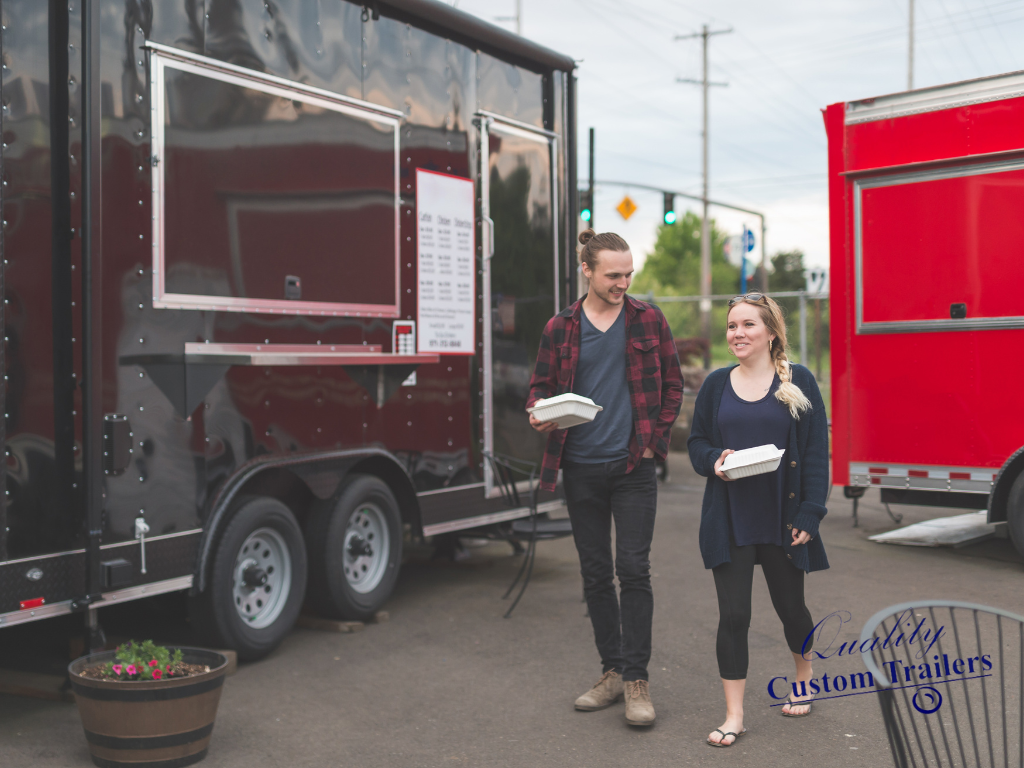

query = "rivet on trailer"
[0,0,577,660]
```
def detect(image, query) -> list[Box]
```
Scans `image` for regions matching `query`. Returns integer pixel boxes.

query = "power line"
[933,0,984,77]
[978,0,1017,69]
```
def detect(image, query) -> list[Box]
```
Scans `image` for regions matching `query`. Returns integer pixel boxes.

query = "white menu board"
[416,169,476,355]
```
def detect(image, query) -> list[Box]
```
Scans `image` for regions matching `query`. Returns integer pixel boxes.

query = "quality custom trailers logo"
[767,610,994,714]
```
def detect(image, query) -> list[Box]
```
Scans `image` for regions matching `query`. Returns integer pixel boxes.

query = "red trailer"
[825,72,1024,556]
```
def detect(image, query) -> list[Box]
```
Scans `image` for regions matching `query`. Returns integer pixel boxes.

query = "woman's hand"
[713,449,736,481]
[643,447,655,459]
[791,529,812,546]
[529,413,558,434]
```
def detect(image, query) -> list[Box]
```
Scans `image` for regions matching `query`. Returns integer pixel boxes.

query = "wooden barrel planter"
[68,648,228,768]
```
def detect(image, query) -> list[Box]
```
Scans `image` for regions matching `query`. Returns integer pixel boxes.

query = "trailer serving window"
[854,158,1024,333]
[147,44,403,317]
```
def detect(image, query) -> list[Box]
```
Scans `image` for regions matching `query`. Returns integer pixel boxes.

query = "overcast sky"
[449,0,1024,275]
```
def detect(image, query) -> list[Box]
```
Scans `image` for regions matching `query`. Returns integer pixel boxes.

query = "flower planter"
[68,648,229,768]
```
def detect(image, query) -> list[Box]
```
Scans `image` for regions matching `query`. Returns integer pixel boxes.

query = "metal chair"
[859,599,1024,768]
[481,452,573,618]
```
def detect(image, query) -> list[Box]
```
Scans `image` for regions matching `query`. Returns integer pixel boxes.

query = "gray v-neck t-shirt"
[563,307,632,463]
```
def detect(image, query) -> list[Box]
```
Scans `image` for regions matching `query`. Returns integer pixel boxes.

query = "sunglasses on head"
[728,293,766,306]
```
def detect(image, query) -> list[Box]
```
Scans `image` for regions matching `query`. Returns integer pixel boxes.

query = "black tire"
[190,495,307,661]
[1006,471,1024,559]
[305,474,403,621]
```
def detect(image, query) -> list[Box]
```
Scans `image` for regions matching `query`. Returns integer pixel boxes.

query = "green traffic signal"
[581,208,592,222]
[663,192,676,226]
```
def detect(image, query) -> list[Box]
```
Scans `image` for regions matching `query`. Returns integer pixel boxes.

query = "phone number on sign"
[426,339,464,349]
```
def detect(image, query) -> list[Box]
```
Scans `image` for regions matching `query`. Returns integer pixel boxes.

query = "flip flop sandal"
[781,697,814,717]
[707,728,747,747]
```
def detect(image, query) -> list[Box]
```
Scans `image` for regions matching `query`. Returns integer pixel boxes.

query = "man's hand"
[529,413,558,434]
[713,449,736,481]
[643,447,655,459]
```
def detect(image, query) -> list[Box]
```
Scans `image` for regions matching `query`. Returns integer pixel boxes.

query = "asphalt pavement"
[1,451,1022,767]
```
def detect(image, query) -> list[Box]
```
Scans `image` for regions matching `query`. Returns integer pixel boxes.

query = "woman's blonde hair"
[728,294,812,419]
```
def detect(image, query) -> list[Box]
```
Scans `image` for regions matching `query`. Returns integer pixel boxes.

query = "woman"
[687,293,829,747]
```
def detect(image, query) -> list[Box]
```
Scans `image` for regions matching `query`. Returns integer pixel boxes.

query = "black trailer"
[0,0,577,659]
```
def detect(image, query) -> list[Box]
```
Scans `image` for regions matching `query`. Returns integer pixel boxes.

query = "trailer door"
[478,115,560,495]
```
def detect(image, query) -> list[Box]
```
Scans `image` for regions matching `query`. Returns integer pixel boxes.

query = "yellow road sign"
[616,195,637,221]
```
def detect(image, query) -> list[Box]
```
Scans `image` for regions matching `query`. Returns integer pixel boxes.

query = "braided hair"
[729,295,811,419]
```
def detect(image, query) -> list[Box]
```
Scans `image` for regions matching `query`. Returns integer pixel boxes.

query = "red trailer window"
[856,160,1024,333]
[148,46,402,317]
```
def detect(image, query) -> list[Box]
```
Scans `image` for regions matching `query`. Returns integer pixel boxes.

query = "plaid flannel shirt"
[527,294,684,492]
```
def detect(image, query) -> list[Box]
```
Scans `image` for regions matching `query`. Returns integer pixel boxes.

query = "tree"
[632,211,739,341]
[758,249,829,357]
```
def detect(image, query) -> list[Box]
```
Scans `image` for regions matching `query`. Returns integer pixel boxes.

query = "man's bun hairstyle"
[578,228,630,272]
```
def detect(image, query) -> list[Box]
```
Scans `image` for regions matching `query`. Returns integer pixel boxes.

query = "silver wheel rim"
[344,503,390,594]
[232,527,292,628]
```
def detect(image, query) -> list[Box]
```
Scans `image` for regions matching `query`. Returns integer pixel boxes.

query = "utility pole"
[588,127,595,231]
[908,0,914,90]
[496,0,522,35]
[677,24,731,369]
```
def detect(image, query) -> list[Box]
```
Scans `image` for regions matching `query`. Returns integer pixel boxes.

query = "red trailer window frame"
[146,43,404,318]
[854,157,1024,334]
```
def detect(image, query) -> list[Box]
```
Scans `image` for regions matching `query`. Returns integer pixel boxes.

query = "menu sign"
[416,169,476,355]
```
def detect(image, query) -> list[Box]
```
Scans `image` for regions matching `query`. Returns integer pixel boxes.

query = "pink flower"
[151,669,162,680]
[112,664,123,676]
[148,660,158,667]
[126,665,137,676]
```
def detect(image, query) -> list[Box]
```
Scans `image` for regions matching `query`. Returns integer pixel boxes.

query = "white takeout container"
[527,393,604,429]
[720,444,786,480]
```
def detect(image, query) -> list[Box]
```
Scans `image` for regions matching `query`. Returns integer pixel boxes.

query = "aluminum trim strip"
[480,116,495,496]
[148,46,402,318]
[153,293,401,318]
[416,482,486,497]
[181,343,438,367]
[475,110,558,139]
[143,42,405,117]
[848,462,996,494]
[850,462,999,477]
[845,70,1024,124]
[0,530,203,566]
[0,576,193,628]
[99,529,203,550]
[848,475,991,494]
[421,499,566,537]
[475,111,559,495]
[854,158,1024,334]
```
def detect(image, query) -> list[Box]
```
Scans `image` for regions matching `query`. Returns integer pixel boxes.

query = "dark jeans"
[712,537,814,680]
[562,457,658,682]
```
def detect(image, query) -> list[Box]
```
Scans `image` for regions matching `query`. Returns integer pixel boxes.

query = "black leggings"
[712,538,814,680]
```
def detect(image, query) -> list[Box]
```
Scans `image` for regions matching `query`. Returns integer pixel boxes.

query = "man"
[527,229,683,726]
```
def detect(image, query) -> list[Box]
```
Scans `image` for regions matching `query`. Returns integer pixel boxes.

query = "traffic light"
[663,192,676,225]
[579,189,592,222]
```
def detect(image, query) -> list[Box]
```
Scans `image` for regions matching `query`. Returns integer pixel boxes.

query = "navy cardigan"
[687,364,830,573]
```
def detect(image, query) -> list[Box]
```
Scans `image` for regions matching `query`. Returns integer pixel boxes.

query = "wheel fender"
[988,445,1024,523]
[194,447,419,593]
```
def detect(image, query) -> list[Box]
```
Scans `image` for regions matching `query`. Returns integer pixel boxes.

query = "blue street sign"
[743,227,755,252]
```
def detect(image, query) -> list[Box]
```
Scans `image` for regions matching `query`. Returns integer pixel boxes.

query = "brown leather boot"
[574,670,624,711]
[624,679,656,726]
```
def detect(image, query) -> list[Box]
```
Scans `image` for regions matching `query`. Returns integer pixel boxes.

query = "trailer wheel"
[305,474,402,621]
[191,495,307,661]
[1006,471,1024,559]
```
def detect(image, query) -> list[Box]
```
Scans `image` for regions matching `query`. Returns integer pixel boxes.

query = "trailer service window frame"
[145,42,405,318]
[853,156,1024,334]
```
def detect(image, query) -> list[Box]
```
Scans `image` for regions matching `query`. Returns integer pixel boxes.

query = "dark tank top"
[717,372,792,547]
